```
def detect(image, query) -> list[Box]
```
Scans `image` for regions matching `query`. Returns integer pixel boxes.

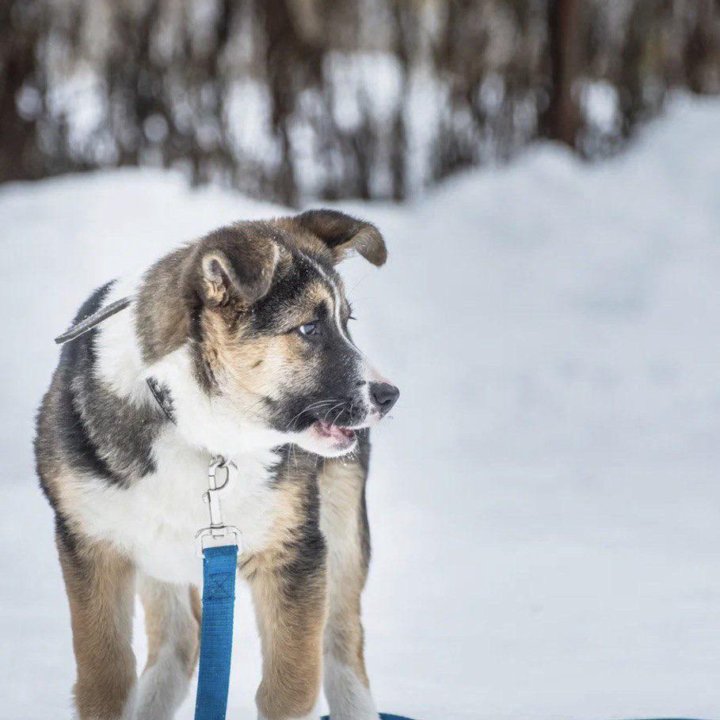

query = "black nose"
[369,382,400,415]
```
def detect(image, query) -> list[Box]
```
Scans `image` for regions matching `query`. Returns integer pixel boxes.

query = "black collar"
[146,376,177,424]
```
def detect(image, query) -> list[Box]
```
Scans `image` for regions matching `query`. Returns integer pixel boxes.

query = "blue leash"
[322,716,414,720]
[194,544,238,720]
[190,461,697,720]
[194,457,241,720]
[189,495,701,720]
[192,546,415,720]
[191,459,415,720]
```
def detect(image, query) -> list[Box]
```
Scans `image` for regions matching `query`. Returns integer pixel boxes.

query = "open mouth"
[311,419,356,448]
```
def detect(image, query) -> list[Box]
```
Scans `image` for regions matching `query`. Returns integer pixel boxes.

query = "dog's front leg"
[56,531,137,720]
[319,460,379,720]
[248,537,327,720]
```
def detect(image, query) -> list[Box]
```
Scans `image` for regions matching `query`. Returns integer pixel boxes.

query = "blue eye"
[298,321,318,337]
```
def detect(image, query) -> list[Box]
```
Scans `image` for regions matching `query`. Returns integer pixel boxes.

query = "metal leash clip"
[195,456,241,556]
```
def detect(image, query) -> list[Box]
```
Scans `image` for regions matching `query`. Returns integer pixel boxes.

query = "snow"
[2,95,720,719]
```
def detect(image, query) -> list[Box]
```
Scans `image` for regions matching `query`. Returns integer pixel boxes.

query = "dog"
[35,209,399,720]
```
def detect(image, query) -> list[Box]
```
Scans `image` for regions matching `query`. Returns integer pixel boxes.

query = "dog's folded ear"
[296,209,387,266]
[192,228,278,309]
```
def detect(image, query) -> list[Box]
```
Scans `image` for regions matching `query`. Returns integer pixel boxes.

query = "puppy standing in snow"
[35,210,399,720]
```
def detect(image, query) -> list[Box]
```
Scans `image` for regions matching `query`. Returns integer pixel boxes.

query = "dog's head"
[176,210,398,457]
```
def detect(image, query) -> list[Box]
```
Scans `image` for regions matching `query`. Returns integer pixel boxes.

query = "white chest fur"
[72,278,293,584]
[61,429,281,585]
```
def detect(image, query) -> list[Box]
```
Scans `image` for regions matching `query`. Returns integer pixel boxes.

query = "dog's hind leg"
[56,529,137,720]
[134,575,201,720]
[319,458,379,720]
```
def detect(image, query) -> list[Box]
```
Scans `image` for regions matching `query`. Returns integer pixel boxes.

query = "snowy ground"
[2,96,720,720]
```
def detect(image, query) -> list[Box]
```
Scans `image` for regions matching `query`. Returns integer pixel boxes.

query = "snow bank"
[1,95,720,719]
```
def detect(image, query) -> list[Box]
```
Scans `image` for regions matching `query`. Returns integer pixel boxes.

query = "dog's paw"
[324,659,379,720]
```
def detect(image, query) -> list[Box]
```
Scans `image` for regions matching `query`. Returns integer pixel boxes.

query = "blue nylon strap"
[322,716,416,720]
[190,546,702,720]
[326,716,698,720]
[194,544,238,720]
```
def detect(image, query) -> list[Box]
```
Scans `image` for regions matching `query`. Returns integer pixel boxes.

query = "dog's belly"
[60,431,281,585]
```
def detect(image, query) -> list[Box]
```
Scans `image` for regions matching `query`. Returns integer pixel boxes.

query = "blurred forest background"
[2,0,720,206]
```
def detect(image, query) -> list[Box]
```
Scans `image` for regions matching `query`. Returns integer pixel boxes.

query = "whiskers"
[287,399,340,432]
[322,401,348,426]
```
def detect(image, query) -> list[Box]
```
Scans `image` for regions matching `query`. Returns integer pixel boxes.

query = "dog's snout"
[369,382,399,416]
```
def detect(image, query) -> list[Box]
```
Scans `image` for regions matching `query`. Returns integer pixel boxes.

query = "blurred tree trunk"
[541,0,582,148]
[0,1,45,183]
[684,0,720,93]
[617,1,666,139]
[259,0,324,205]
[390,0,415,201]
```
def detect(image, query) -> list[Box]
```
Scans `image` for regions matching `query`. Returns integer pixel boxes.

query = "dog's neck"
[146,343,286,461]
[94,275,284,466]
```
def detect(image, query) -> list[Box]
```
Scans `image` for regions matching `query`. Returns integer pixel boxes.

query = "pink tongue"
[318,421,352,440]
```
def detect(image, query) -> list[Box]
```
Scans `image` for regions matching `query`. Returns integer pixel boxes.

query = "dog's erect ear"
[200,252,244,307]
[296,209,387,266]
[193,229,278,309]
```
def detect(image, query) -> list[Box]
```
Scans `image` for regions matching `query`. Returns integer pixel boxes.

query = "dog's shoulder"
[35,280,168,494]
